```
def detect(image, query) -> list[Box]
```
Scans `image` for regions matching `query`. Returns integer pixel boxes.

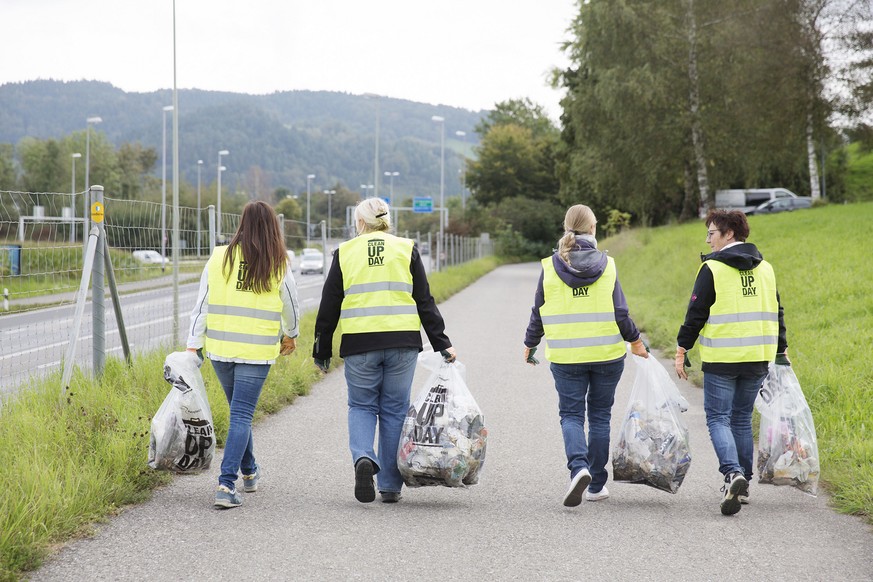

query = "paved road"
[31,263,873,581]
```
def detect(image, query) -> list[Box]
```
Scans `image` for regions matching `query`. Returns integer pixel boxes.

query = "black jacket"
[677,242,787,375]
[313,241,451,360]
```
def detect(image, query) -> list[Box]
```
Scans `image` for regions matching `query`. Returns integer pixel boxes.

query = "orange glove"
[630,339,649,358]
[280,336,297,356]
[674,347,689,380]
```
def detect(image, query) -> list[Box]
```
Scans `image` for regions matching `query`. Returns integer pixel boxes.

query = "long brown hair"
[222,200,287,293]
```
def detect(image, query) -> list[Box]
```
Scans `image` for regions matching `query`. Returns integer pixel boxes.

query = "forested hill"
[0,79,485,198]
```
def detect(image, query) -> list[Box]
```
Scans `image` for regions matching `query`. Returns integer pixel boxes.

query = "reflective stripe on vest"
[338,232,421,334]
[698,259,778,363]
[540,256,625,364]
[204,246,283,360]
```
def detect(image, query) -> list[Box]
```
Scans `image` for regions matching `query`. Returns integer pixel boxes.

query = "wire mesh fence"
[1,188,491,395]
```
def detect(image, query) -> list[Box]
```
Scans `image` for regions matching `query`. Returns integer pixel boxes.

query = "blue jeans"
[703,371,767,479]
[550,359,624,493]
[344,348,418,493]
[211,361,271,489]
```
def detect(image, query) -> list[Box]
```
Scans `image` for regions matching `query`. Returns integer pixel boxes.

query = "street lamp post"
[360,184,373,198]
[364,93,381,199]
[324,189,336,239]
[384,171,399,228]
[84,116,102,246]
[196,159,203,255]
[161,105,173,272]
[431,115,445,270]
[70,152,81,243]
[455,130,467,211]
[306,174,316,246]
[216,149,229,242]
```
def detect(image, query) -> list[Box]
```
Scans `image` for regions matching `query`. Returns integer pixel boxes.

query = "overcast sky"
[0,0,578,120]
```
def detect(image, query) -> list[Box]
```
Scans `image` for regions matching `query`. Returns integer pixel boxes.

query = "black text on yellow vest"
[540,256,625,364]
[698,259,778,363]
[204,246,283,360]
[339,233,421,334]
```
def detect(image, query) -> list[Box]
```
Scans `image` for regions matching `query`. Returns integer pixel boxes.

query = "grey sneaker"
[214,485,241,509]
[380,491,402,503]
[242,466,260,493]
[737,477,750,504]
[563,468,592,507]
[720,472,747,516]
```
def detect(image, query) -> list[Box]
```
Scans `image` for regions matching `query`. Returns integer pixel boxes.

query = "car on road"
[747,196,813,215]
[299,248,324,275]
[132,250,166,264]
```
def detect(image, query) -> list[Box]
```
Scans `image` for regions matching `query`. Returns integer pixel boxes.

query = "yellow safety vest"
[339,232,421,334]
[698,259,778,363]
[204,246,283,360]
[540,256,625,364]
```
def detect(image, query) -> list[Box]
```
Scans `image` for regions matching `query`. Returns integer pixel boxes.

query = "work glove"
[674,346,690,380]
[440,347,457,363]
[186,347,204,367]
[524,346,539,366]
[775,352,791,366]
[630,338,649,358]
[314,358,330,372]
[280,336,297,356]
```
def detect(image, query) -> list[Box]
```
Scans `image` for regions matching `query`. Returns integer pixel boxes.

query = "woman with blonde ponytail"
[523,204,648,508]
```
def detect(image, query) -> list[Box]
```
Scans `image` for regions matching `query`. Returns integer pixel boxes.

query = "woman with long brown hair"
[187,200,299,509]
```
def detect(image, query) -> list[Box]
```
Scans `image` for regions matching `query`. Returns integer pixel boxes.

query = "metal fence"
[0,188,491,395]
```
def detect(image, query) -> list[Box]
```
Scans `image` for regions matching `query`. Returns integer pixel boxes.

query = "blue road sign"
[413,197,433,213]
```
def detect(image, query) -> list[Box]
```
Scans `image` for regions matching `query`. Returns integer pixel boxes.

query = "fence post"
[208,205,216,254]
[91,186,106,378]
[278,213,285,247]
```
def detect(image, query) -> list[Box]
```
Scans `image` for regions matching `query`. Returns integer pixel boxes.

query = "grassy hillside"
[605,202,873,519]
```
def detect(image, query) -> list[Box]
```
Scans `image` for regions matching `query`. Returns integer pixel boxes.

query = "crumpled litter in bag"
[397,353,487,487]
[755,364,820,496]
[612,353,692,493]
[148,351,215,472]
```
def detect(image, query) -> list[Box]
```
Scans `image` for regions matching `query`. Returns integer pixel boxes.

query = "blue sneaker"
[214,485,241,509]
[243,466,260,493]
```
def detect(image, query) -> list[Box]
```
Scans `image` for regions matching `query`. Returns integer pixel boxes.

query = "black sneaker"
[354,458,376,503]
[380,491,402,503]
[720,472,747,516]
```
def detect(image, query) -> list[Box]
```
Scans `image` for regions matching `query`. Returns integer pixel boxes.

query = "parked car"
[132,250,166,264]
[419,242,430,255]
[747,196,813,215]
[701,188,799,217]
[299,248,324,275]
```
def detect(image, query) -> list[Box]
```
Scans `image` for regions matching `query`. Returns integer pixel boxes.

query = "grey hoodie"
[524,235,641,359]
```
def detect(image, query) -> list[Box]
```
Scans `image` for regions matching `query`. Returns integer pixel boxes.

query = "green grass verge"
[605,202,873,522]
[0,255,502,581]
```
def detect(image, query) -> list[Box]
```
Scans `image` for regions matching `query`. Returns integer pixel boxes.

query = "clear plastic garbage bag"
[612,353,692,493]
[755,364,820,496]
[148,351,215,472]
[397,353,487,487]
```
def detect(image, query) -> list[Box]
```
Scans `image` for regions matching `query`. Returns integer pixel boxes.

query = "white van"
[702,188,798,217]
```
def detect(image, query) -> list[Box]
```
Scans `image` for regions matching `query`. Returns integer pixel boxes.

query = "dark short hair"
[705,209,749,241]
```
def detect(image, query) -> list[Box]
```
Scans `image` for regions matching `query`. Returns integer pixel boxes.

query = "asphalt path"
[31,263,873,581]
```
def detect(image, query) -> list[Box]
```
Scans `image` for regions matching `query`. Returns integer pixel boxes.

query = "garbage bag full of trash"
[755,364,820,496]
[612,354,692,493]
[397,354,487,487]
[148,351,215,473]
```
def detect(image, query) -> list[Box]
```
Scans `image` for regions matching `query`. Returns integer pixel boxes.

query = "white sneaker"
[563,468,592,507]
[585,486,610,502]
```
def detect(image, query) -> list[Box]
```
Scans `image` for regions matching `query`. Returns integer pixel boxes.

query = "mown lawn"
[606,202,873,521]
